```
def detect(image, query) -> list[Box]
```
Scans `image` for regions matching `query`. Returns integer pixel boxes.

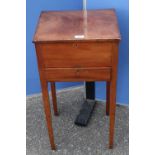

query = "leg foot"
[51,145,56,150]
[109,144,113,149]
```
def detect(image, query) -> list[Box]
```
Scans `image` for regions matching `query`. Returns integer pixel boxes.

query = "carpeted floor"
[26,86,129,155]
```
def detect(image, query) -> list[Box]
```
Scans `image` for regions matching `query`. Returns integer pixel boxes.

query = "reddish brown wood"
[106,82,110,116]
[33,10,121,150]
[33,10,121,43]
[50,82,58,116]
[109,43,119,149]
[40,80,56,150]
[35,44,56,150]
[44,67,111,82]
[37,42,112,68]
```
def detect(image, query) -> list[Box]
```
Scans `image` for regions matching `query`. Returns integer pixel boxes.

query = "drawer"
[37,42,112,68]
[44,67,111,82]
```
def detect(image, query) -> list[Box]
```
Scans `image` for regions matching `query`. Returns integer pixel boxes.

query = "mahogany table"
[33,9,121,150]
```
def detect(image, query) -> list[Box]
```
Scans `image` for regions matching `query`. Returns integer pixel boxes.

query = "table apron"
[42,67,111,82]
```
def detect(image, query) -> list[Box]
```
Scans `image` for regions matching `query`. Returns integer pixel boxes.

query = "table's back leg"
[109,80,117,149]
[50,82,58,116]
[106,82,110,116]
[40,80,56,150]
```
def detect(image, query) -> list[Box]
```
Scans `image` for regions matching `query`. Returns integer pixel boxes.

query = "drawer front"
[38,42,112,68]
[44,67,111,82]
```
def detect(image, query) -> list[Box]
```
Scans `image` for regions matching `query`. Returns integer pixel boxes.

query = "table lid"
[33,9,121,43]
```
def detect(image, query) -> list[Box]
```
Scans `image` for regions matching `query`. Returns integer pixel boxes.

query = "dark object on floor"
[74,99,96,126]
[74,82,95,126]
[85,82,95,99]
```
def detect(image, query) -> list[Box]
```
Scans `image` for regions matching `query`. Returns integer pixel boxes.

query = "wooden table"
[33,9,121,150]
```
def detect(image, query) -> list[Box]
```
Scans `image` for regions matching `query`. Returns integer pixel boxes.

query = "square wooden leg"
[109,79,117,149]
[108,42,118,149]
[40,80,56,150]
[106,82,110,116]
[50,82,58,116]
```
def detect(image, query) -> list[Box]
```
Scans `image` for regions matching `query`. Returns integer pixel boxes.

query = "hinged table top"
[33,9,121,42]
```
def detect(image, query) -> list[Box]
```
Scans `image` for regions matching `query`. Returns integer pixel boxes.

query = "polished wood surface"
[36,42,112,68]
[33,9,121,150]
[109,44,119,149]
[44,67,111,82]
[33,9,121,42]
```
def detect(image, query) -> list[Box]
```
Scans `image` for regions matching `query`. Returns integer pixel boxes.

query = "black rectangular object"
[74,99,96,126]
[85,82,95,99]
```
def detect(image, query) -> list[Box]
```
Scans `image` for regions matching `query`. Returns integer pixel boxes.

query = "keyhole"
[76,69,80,76]
[73,43,78,48]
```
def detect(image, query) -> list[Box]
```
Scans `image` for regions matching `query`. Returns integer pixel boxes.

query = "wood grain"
[33,10,121,43]
[109,43,119,149]
[36,42,112,68]
[44,67,111,82]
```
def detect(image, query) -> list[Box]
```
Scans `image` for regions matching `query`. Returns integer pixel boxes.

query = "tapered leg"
[109,43,118,149]
[50,82,58,116]
[109,79,117,149]
[106,82,110,116]
[41,80,56,150]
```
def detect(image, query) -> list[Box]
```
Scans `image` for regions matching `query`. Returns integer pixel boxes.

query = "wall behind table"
[26,0,129,105]
[26,0,83,95]
[87,0,129,104]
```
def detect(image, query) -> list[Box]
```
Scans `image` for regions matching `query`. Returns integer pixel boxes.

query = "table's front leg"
[109,79,117,149]
[40,80,56,150]
[109,43,119,149]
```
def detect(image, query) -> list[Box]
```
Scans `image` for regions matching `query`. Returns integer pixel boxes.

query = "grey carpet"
[27,87,129,155]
